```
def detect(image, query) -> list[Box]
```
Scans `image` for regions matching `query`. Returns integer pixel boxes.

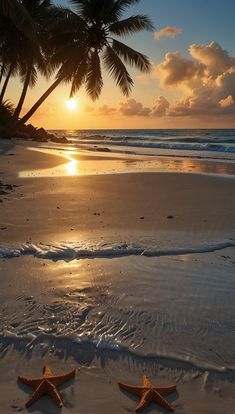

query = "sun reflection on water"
[65,156,79,176]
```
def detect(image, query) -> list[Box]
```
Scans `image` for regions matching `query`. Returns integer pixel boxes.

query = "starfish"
[118,375,176,412]
[18,365,75,408]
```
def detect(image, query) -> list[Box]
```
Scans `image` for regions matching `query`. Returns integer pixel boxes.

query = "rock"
[50,135,69,143]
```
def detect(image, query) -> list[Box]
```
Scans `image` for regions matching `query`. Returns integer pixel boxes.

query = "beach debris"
[167,215,174,219]
[0,180,18,202]
[118,375,176,412]
[18,365,75,408]
[140,216,145,220]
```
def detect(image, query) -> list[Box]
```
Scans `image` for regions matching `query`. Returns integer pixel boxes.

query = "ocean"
[52,129,235,160]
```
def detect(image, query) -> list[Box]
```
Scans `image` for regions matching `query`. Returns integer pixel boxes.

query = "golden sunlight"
[66,98,78,111]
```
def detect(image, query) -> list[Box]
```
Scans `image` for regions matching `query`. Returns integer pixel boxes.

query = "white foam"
[0,240,235,261]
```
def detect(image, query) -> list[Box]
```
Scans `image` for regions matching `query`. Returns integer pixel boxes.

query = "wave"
[73,138,235,154]
[1,330,234,377]
[0,240,235,261]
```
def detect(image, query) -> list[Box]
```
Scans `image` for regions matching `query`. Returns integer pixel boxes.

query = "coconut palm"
[0,14,22,104]
[17,0,154,127]
[1,1,65,133]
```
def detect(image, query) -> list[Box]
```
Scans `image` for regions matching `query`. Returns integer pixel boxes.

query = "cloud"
[153,41,235,116]
[154,26,183,40]
[219,95,234,108]
[119,99,151,116]
[151,96,170,116]
[84,104,116,116]
[189,42,235,78]
[97,105,116,116]
[155,51,205,88]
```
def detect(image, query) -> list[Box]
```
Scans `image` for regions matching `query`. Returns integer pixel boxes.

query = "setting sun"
[66,98,77,111]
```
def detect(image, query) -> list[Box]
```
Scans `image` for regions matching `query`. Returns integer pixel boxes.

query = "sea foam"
[0,240,235,261]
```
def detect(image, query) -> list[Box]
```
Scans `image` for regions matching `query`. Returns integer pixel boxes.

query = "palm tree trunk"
[2,66,32,134]
[0,63,6,85]
[0,64,13,104]
[12,66,31,121]
[17,75,64,127]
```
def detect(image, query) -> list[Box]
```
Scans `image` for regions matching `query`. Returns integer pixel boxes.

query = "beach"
[1,139,235,413]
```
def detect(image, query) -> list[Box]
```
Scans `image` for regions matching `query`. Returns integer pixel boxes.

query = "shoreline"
[1,140,235,179]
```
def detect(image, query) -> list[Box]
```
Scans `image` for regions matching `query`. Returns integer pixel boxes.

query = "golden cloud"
[154,26,183,40]
[154,41,235,116]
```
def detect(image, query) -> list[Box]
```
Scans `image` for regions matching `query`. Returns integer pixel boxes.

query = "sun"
[66,98,77,111]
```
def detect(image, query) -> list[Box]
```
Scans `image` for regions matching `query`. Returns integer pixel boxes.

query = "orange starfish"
[118,375,176,412]
[18,365,75,408]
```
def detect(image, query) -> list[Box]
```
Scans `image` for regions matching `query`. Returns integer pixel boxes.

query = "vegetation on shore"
[0,0,154,140]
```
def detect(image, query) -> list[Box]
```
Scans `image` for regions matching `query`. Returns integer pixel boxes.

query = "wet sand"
[0,141,235,413]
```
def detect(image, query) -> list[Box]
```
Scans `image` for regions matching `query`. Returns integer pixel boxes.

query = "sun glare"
[66,99,77,111]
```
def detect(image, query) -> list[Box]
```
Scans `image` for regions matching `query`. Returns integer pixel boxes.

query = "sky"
[6,0,235,129]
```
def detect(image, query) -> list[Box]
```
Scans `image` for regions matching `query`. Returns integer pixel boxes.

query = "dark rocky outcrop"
[2,123,70,144]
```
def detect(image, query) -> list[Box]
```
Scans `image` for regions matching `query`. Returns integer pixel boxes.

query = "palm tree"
[17,0,154,127]
[1,1,65,133]
[0,14,22,104]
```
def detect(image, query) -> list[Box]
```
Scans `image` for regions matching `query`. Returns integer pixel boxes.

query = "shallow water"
[18,146,235,178]
[1,248,235,374]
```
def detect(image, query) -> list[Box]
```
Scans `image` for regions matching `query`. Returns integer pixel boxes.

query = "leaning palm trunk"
[0,64,13,104]
[16,75,63,127]
[3,65,32,134]
[0,63,6,85]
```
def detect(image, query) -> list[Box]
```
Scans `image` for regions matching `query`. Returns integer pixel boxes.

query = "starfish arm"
[118,382,143,396]
[153,390,174,412]
[25,380,48,408]
[143,376,152,387]
[46,380,63,408]
[135,390,153,412]
[18,376,42,388]
[154,384,177,396]
[43,366,53,376]
[49,370,76,386]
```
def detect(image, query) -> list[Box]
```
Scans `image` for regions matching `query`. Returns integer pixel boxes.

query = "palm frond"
[29,66,38,87]
[111,39,151,72]
[85,50,103,100]
[103,45,133,96]
[0,100,14,125]
[102,0,141,23]
[108,14,154,36]
[70,0,94,21]
[0,0,37,42]
[69,54,90,96]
